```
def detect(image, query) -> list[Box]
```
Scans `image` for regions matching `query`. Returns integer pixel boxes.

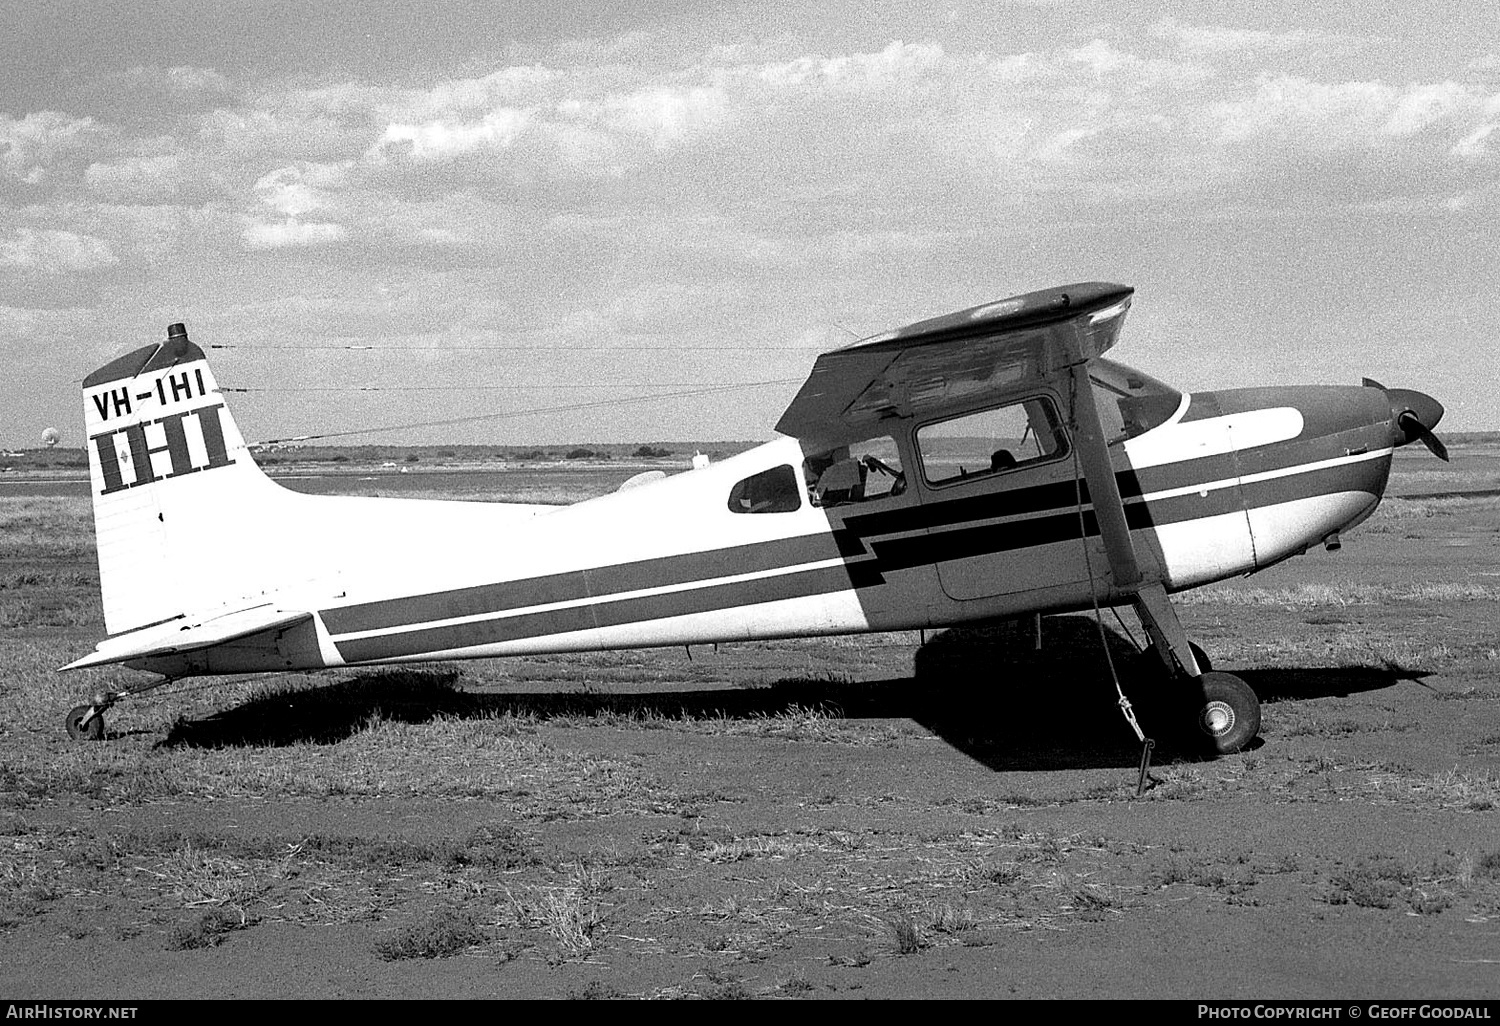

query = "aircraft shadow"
[1236,665,1428,702]
[158,615,1409,770]
[898,619,1406,770]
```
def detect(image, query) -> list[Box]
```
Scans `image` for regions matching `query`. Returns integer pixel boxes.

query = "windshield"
[1090,358,1182,445]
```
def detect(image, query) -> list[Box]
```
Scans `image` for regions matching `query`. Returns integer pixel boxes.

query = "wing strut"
[1060,320,1210,788]
[1060,323,1141,590]
[1059,320,1200,674]
[1060,323,1202,677]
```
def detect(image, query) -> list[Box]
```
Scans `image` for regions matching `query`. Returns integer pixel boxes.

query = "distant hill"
[6,432,1500,472]
[0,441,767,471]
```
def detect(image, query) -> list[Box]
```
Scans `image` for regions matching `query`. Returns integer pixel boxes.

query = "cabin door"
[913,396,1098,602]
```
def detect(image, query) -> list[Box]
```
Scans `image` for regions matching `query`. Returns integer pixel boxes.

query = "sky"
[3,0,1499,446]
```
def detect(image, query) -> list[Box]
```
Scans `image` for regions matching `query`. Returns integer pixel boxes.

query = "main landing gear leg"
[1131,583,1260,754]
[65,675,176,741]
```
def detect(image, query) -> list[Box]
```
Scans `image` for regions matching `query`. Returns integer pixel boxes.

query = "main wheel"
[1194,672,1260,754]
[65,704,104,741]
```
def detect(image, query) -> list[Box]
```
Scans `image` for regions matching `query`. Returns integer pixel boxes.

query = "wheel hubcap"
[1202,700,1235,736]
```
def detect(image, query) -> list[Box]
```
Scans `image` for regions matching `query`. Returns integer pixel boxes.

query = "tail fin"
[83,323,284,636]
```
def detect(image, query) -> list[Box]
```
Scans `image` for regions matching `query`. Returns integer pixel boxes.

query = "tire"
[1194,672,1260,754]
[65,704,104,741]
[1141,641,1213,676]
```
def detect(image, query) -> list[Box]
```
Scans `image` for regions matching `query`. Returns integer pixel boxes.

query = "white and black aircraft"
[61,282,1448,757]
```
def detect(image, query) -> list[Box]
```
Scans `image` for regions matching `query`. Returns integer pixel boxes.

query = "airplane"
[60,281,1449,765]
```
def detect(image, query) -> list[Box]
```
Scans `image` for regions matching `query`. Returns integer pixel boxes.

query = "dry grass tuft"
[374,906,485,960]
[149,844,262,906]
[1360,768,1500,811]
[509,860,610,958]
[164,908,252,950]
[887,913,925,954]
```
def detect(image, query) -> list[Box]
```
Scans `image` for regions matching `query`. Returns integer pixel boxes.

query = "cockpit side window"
[803,435,906,509]
[916,396,1067,486]
[727,464,801,514]
[1090,358,1182,445]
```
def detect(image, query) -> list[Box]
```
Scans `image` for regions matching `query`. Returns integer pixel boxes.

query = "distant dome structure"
[41,427,60,447]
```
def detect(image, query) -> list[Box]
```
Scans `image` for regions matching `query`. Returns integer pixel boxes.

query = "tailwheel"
[61,677,174,741]
[65,704,105,741]
[1194,672,1260,754]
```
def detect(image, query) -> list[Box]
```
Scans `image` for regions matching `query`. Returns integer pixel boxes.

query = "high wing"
[777,279,1146,595]
[775,281,1134,444]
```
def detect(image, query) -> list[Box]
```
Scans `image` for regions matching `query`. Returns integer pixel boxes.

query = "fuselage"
[134,367,1399,676]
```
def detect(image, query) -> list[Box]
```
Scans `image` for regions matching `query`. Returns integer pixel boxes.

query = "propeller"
[1363,378,1449,461]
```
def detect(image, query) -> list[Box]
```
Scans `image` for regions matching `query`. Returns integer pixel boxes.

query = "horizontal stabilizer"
[61,605,312,671]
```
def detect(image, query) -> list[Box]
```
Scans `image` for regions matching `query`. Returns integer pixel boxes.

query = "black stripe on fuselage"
[320,530,857,636]
[334,563,856,663]
[326,452,1385,663]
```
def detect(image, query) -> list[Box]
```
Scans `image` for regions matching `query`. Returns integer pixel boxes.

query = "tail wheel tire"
[1195,672,1260,754]
[65,704,105,741]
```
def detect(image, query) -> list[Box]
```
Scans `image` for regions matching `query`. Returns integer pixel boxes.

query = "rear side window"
[728,464,801,514]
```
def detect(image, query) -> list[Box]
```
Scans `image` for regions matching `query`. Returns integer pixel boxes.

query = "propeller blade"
[1399,412,1450,462]
[1373,385,1447,461]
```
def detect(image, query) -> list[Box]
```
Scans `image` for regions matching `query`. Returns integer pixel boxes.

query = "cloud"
[754,40,945,92]
[252,161,351,215]
[351,41,946,183]
[1150,17,1332,56]
[196,106,370,162]
[1452,122,1498,159]
[96,65,236,103]
[1065,37,1187,82]
[0,304,95,339]
[382,65,564,121]
[1380,82,1471,137]
[1207,76,1397,148]
[369,108,533,163]
[156,66,234,98]
[0,112,101,184]
[6,24,1498,283]
[242,218,347,249]
[84,152,185,200]
[0,228,117,271]
[14,200,227,266]
[365,81,726,177]
[573,84,728,148]
[1202,74,1495,160]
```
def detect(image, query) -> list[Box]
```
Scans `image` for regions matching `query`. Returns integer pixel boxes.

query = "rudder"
[83,323,284,635]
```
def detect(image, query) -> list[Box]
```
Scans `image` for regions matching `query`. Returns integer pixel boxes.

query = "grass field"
[0,451,1497,999]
